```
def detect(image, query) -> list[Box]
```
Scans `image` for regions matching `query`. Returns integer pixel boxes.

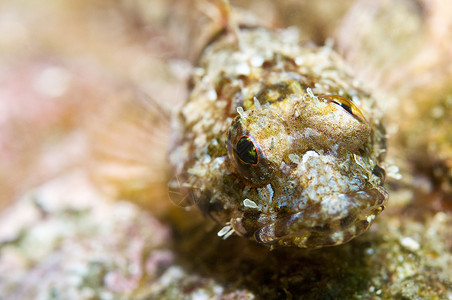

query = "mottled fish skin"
[169,27,387,248]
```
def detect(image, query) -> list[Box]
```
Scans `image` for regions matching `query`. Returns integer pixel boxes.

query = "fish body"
[169,27,387,248]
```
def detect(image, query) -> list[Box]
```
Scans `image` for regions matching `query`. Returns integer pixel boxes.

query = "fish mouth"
[253,186,388,248]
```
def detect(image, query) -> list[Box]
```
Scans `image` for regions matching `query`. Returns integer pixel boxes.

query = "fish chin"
[253,186,388,248]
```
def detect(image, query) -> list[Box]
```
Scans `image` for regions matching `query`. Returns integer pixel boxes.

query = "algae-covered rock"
[1,171,452,299]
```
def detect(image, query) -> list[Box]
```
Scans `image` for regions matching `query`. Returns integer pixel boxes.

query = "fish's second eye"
[236,135,259,165]
[319,95,368,124]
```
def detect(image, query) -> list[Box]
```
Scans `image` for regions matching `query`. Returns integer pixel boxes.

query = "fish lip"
[253,186,388,248]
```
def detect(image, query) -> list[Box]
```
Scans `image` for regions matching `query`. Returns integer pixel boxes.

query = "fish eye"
[235,135,259,165]
[319,95,367,124]
[227,110,289,186]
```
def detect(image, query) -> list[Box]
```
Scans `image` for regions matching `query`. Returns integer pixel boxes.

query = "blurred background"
[0,0,360,210]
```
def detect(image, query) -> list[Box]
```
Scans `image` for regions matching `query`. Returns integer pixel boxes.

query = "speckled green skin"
[169,28,387,248]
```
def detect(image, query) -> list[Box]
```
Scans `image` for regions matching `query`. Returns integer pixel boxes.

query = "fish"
[168,22,388,248]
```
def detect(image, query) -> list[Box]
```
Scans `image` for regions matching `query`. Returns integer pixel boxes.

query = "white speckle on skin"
[250,55,264,67]
[253,96,262,110]
[236,62,250,75]
[302,151,320,164]
[194,134,207,149]
[213,156,225,170]
[237,106,245,118]
[295,56,304,65]
[280,161,291,173]
[367,215,375,223]
[289,153,301,164]
[353,154,367,170]
[331,231,344,244]
[320,194,350,217]
[347,225,357,236]
[243,199,259,209]
[217,225,232,237]
[187,166,206,177]
[202,155,211,164]
[266,184,274,203]
[207,89,217,101]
